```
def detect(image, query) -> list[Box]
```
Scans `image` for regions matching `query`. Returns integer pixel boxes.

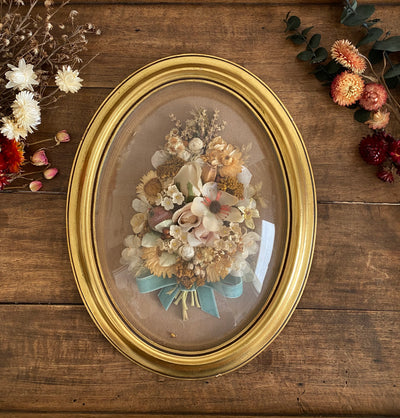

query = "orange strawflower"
[331,39,367,74]
[330,71,364,107]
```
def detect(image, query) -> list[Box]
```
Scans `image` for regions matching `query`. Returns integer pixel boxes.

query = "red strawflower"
[0,135,24,174]
[389,139,400,164]
[377,166,394,183]
[0,172,9,190]
[359,133,389,165]
[359,83,388,112]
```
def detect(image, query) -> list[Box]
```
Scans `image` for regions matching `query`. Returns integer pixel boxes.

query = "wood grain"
[15,2,400,201]
[0,305,399,415]
[1,1,400,416]
[16,84,400,202]
[1,194,399,312]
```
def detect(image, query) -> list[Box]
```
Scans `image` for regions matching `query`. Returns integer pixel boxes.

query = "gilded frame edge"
[66,54,317,379]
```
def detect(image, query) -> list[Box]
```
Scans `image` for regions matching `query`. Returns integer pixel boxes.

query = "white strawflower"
[5,58,39,91]
[0,117,28,140]
[11,91,41,133]
[55,65,83,93]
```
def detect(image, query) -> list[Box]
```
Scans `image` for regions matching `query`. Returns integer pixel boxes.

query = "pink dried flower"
[359,83,388,111]
[365,109,390,130]
[30,149,48,166]
[29,180,42,191]
[55,130,70,143]
[43,167,58,179]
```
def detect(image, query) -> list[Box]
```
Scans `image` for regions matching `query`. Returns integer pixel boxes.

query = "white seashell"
[237,166,252,186]
[141,231,160,248]
[132,198,149,213]
[159,252,178,267]
[153,219,173,232]
[151,149,170,168]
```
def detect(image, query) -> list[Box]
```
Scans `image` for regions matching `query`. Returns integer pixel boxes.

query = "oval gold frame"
[67,54,316,379]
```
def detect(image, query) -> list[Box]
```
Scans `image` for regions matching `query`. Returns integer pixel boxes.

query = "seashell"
[148,206,173,231]
[151,150,170,169]
[172,202,201,232]
[201,163,217,183]
[153,219,173,233]
[237,165,252,186]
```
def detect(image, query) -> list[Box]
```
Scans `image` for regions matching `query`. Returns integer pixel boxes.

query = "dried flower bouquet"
[0,0,100,191]
[121,109,264,320]
[284,0,400,183]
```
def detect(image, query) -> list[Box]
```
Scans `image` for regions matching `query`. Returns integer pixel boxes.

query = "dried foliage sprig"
[284,0,400,183]
[0,0,100,191]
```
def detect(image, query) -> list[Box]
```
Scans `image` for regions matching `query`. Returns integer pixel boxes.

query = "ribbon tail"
[158,286,180,311]
[210,274,243,298]
[196,286,220,319]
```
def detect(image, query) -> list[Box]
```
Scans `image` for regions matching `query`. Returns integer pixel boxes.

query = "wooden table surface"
[1,0,400,416]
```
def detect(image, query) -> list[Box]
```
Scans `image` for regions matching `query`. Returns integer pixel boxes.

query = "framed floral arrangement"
[67,54,316,378]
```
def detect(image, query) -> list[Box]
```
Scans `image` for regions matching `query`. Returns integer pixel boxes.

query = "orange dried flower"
[331,39,366,74]
[330,71,364,107]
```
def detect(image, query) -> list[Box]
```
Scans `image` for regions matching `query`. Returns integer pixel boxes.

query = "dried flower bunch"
[0,0,100,191]
[284,0,400,183]
[121,108,264,320]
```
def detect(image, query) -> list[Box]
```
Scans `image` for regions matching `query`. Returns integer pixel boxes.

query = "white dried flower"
[179,244,195,261]
[5,58,39,91]
[0,117,27,140]
[161,197,174,211]
[55,66,83,93]
[188,137,204,152]
[11,91,41,133]
[69,10,78,19]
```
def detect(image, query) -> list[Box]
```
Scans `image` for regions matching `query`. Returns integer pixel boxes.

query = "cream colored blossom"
[238,198,260,229]
[191,182,243,232]
[11,91,41,133]
[0,117,27,140]
[120,235,143,272]
[161,196,174,211]
[55,65,83,93]
[5,59,39,91]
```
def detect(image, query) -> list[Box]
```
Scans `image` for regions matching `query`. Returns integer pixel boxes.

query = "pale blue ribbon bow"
[136,272,243,318]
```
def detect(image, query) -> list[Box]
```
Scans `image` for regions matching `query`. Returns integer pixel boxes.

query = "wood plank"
[0,194,81,304]
[1,414,397,418]
[52,0,386,4]
[69,4,397,89]
[0,305,399,415]
[299,202,400,311]
[13,85,400,201]
[7,3,400,201]
[1,195,399,311]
